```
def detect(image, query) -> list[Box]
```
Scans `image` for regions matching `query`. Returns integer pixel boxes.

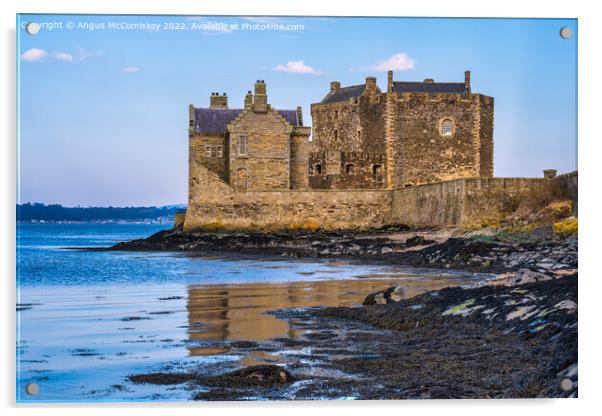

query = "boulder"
[363,286,405,305]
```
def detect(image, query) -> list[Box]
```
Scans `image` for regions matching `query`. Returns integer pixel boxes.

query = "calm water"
[16,223,489,402]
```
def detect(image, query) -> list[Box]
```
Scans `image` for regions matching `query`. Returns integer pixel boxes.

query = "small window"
[315,164,322,175]
[441,119,454,136]
[334,130,338,140]
[372,164,382,176]
[345,164,355,175]
[216,145,223,158]
[334,110,338,119]
[237,135,248,155]
[357,130,361,139]
[204,144,212,157]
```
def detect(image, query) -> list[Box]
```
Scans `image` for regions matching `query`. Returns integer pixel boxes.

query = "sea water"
[16,223,488,402]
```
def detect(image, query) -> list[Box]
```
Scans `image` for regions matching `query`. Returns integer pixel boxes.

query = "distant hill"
[16,203,186,224]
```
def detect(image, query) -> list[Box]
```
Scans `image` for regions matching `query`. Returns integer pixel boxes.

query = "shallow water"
[16,223,490,402]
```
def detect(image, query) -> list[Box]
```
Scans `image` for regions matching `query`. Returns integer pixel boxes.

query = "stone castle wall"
[183,162,391,231]
[227,107,292,191]
[309,88,387,189]
[392,93,494,188]
[185,155,577,231]
[390,177,547,227]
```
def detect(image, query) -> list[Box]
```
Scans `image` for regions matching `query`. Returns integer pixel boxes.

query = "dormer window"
[440,119,454,137]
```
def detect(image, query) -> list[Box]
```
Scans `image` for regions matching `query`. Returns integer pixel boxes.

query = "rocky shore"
[109,225,577,275]
[114,220,577,399]
[127,272,577,399]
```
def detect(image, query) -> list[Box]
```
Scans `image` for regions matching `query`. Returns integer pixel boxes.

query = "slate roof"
[320,85,367,104]
[392,81,466,94]
[193,108,300,134]
[319,81,467,104]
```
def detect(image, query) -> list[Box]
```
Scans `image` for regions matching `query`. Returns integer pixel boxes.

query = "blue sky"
[17,15,577,206]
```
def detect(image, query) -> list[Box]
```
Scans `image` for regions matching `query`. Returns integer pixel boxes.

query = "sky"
[17,15,577,207]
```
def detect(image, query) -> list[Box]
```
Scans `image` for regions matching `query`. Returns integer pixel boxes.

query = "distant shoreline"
[17,220,174,225]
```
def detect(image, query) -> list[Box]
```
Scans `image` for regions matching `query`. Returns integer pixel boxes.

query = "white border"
[2,1,600,415]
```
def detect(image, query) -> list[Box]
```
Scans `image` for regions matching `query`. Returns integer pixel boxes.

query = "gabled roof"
[193,108,300,134]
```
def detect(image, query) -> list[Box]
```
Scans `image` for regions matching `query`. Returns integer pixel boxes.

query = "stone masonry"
[182,72,568,231]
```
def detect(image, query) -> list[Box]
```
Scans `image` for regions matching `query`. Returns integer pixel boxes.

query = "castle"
[180,71,553,231]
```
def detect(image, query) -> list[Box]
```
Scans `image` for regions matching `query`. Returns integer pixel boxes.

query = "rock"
[363,286,405,305]
[348,244,361,253]
[206,365,295,387]
[381,246,393,254]
[486,269,553,287]
[389,286,405,302]
[554,300,577,313]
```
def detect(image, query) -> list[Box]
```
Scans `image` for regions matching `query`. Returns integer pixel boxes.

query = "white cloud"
[52,52,73,62]
[122,66,140,73]
[77,48,104,61]
[273,60,322,75]
[370,53,416,72]
[21,48,48,62]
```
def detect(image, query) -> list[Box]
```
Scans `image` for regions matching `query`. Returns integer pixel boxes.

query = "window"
[315,164,322,175]
[441,119,454,136]
[334,130,338,140]
[357,130,361,139]
[334,110,338,119]
[203,144,223,158]
[372,164,382,176]
[237,135,248,155]
[346,164,355,175]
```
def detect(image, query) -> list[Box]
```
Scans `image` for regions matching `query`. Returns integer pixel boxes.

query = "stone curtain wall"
[184,162,392,231]
[391,177,547,227]
[554,171,578,216]
[185,159,576,231]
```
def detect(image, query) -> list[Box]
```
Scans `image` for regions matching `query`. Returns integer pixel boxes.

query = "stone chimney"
[365,76,377,91]
[296,106,303,126]
[188,104,195,136]
[244,90,253,110]
[387,70,393,92]
[543,169,558,179]
[209,92,228,109]
[330,81,341,92]
[253,80,268,113]
[465,70,471,95]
